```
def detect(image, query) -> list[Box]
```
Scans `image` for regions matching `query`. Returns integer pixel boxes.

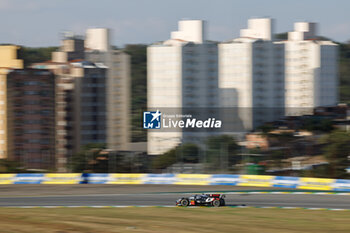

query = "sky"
[0,0,349,47]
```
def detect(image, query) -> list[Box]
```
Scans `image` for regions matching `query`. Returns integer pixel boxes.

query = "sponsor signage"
[42,173,82,184]
[298,177,334,190]
[239,175,274,187]
[107,173,145,184]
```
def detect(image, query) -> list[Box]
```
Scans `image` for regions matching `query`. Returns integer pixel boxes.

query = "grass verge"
[0,207,349,233]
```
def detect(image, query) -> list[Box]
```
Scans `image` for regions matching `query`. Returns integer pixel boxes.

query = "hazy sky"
[0,0,349,47]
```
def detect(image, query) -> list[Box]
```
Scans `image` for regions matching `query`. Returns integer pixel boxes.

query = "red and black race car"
[176,194,226,207]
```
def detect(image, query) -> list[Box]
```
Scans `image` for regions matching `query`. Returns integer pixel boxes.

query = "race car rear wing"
[206,194,226,198]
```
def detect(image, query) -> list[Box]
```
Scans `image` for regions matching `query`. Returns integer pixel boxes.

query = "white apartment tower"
[219,18,285,130]
[279,22,338,115]
[147,20,219,155]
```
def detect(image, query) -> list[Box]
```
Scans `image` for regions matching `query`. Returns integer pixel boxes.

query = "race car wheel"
[220,199,225,206]
[180,198,189,207]
[212,199,221,207]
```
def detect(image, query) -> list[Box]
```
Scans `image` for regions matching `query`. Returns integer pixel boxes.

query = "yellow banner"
[239,175,274,187]
[42,173,81,184]
[175,174,211,185]
[298,177,334,190]
[107,173,145,184]
[0,174,15,184]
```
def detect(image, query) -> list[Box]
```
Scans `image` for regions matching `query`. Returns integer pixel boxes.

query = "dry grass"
[0,207,349,233]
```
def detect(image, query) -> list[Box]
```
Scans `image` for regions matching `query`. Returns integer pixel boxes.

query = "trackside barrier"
[175,174,211,185]
[298,177,334,191]
[238,175,274,187]
[332,179,350,192]
[273,176,299,189]
[0,174,16,184]
[42,173,82,184]
[107,173,145,184]
[209,174,240,185]
[143,173,176,184]
[13,173,44,184]
[0,173,349,191]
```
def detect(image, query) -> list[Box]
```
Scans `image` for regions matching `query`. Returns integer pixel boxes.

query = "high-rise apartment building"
[277,22,338,115]
[52,34,85,63]
[34,59,107,172]
[0,45,23,159]
[147,20,219,155]
[71,61,108,148]
[33,30,130,171]
[219,18,285,130]
[7,69,55,169]
[85,28,130,151]
[53,63,77,171]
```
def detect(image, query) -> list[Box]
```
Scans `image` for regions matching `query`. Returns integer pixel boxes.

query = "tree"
[178,143,200,163]
[152,143,201,170]
[257,124,274,135]
[275,32,288,40]
[152,148,176,170]
[206,135,239,171]
[69,143,106,172]
[18,46,58,67]
[301,117,334,132]
[321,130,350,178]
[0,159,22,173]
[339,41,350,104]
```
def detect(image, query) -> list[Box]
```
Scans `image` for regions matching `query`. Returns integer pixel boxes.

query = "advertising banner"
[13,173,44,184]
[42,173,82,184]
[143,173,176,184]
[238,175,274,187]
[107,173,145,184]
[210,174,240,185]
[332,179,350,192]
[175,174,211,185]
[298,177,334,190]
[273,176,300,189]
[0,174,15,184]
[85,173,110,184]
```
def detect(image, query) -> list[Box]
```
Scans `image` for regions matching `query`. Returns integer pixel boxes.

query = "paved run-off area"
[0,184,349,209]
[0,184,297,196]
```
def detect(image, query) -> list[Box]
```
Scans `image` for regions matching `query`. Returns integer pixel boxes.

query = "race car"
[176,193,226,207]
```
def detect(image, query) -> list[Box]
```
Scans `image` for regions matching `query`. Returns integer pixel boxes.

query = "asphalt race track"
[0,185,349,208]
